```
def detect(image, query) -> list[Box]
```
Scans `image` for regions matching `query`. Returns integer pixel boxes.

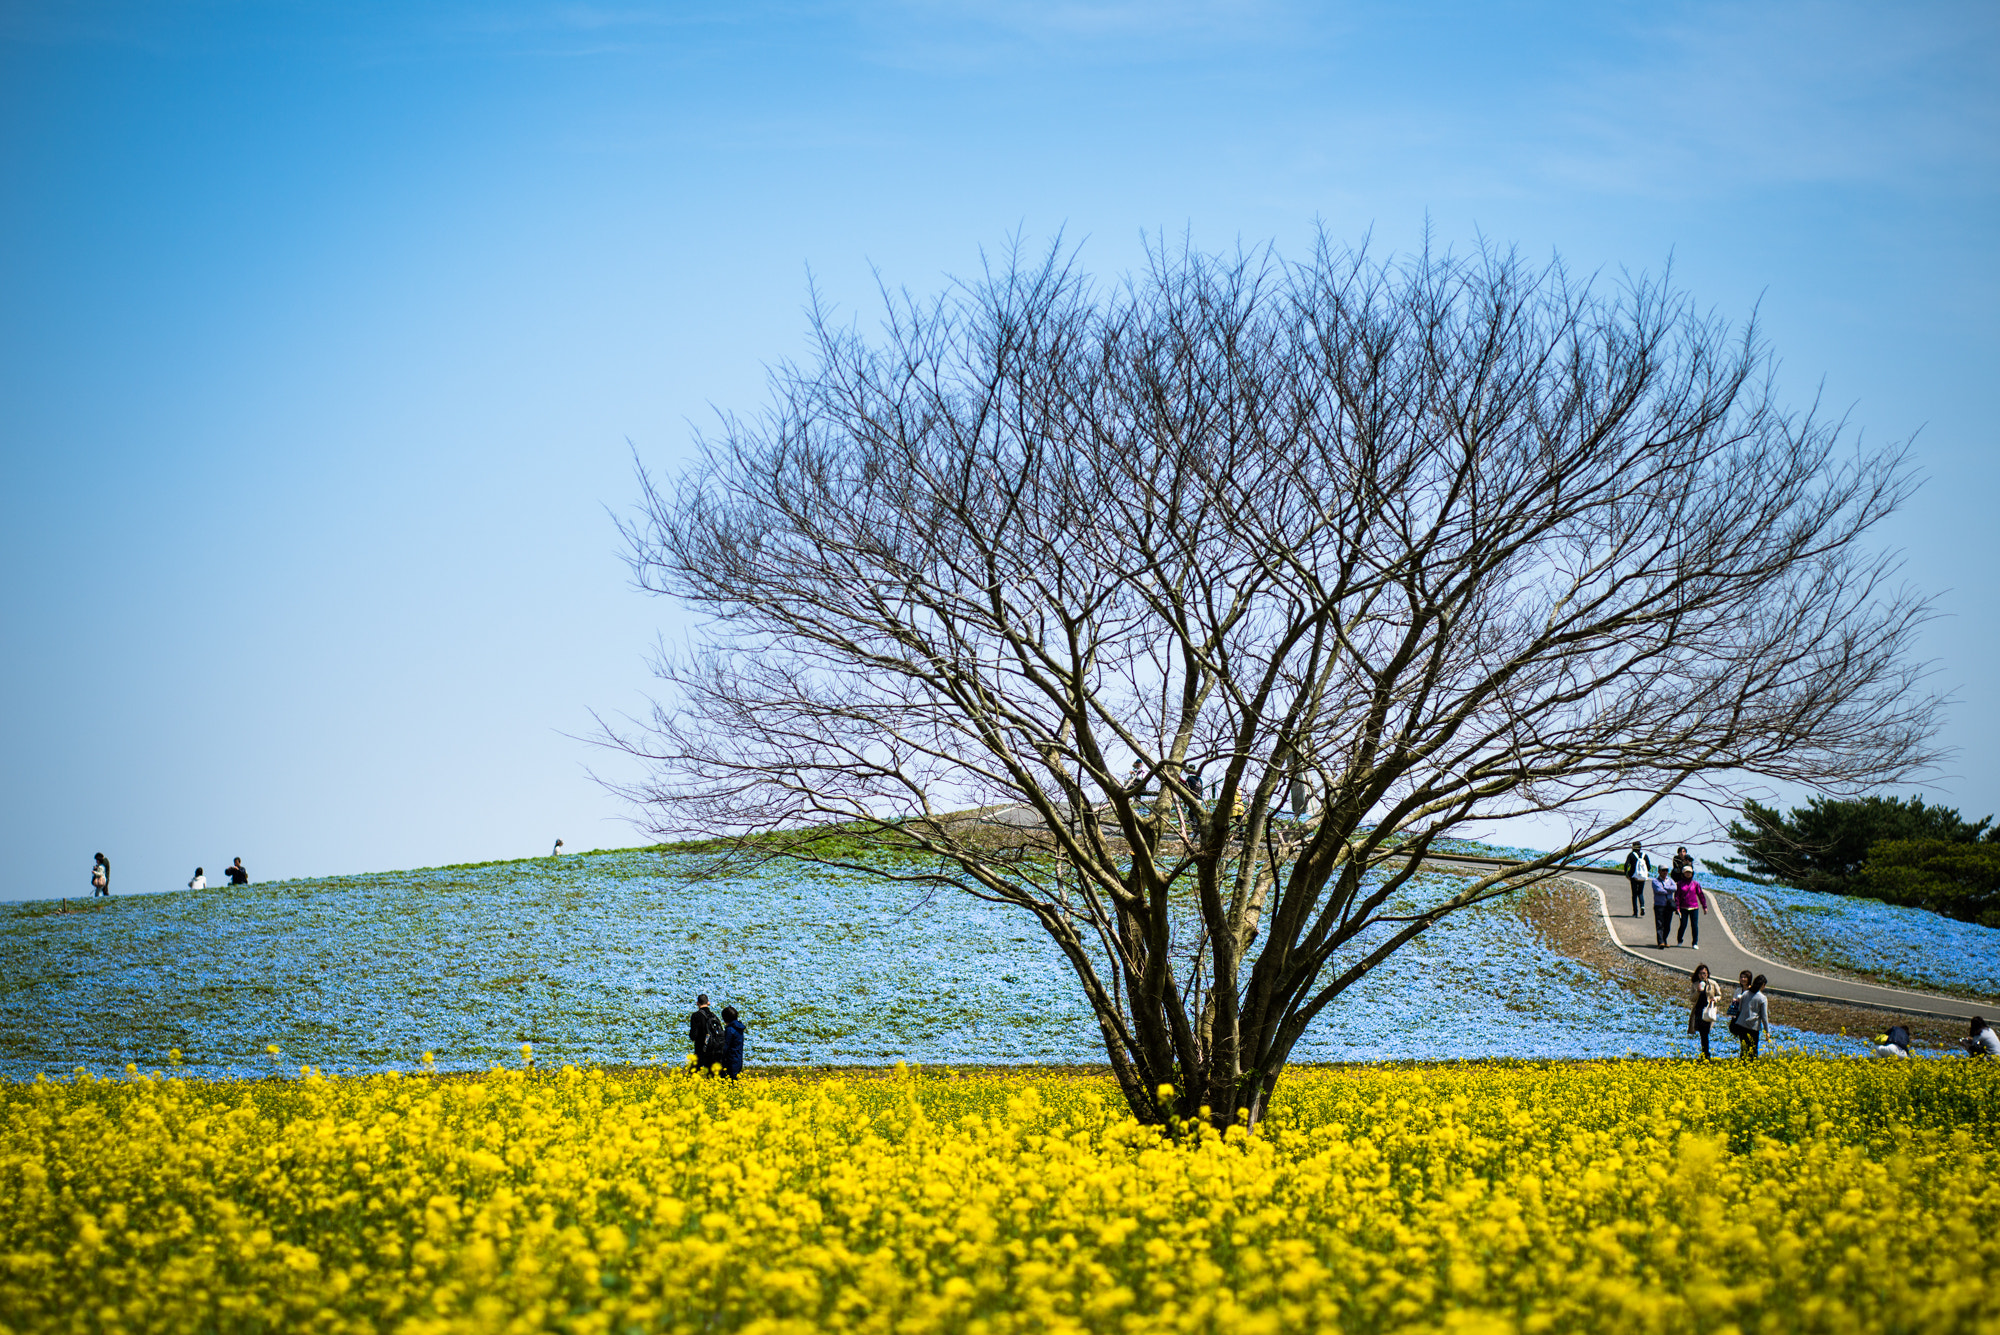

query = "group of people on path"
[1624,842,1707,948]
[687,994,748,1078]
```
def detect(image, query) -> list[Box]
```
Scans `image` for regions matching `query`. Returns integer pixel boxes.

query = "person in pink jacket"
[1674,873,1708,947]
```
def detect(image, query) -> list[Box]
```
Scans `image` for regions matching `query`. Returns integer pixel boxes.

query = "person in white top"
[188,867,206,890]
[1963,1017,2000,1058]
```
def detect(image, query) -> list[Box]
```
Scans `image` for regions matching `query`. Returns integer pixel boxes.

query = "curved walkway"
[1442,856,1989,1023]
[962,809,1989,1022]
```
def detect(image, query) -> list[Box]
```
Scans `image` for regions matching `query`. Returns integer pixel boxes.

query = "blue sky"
[3,1,1995,900]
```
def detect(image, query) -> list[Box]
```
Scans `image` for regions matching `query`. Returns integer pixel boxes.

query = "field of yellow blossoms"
[3,1056,1996,1334]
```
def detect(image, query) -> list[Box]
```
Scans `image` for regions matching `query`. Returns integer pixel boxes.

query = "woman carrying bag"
[1687,963,1721,1058]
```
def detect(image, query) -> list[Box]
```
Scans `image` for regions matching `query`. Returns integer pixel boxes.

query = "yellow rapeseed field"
[2,1056,1995,1334]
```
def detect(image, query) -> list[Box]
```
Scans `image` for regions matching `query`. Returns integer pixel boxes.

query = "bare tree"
[608,236,1937,1127]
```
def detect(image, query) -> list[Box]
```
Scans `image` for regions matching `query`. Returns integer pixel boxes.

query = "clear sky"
[3,1,1995,901]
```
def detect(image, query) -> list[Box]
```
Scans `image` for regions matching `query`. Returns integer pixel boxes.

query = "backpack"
[699,1011,727,1065]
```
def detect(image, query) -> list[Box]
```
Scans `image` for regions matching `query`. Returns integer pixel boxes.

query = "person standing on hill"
[1687,963,1720,1058]
[90,853,109,897]
[1622,842,1653,917]
[225,858,249,886]
[688,994,722,1071]
[721,1005,747,1079]
[1729,973,1769,1058]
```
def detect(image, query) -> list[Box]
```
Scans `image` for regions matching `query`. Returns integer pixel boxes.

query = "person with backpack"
[721,1005,747,1079]
[688,994,723,1072]
[1622,842,1653,917]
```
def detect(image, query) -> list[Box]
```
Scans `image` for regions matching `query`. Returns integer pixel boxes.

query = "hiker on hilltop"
[689,994,723,1072]
[225,858,249,886]
[1622,842,1652,917]
[1963,1017,2000,1059]
[90,853,110,898]
[721,1006,747,1079]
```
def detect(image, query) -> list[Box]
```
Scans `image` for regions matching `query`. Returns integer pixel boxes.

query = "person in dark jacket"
[688,994,720,1071]
[721,1005,747,1079]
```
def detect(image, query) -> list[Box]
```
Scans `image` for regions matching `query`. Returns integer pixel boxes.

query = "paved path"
[1457,858,1989,1023]
[960,808,1989,1022]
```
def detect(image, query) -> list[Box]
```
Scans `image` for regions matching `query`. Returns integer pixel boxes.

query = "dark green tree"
[1726,794,1994,893]
[1853,839,2000,927]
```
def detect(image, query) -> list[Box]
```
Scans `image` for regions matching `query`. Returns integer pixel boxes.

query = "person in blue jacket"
[721,1006,747,1079]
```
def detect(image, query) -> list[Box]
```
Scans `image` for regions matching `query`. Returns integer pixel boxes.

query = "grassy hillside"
[0,844,1861,1080]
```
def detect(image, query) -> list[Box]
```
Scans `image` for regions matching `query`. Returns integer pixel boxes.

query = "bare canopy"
[611,237,1936,1126]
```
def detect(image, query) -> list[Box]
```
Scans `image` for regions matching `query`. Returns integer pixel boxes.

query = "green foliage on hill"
[1727,794,2000,925]
[1852,839,2000,929]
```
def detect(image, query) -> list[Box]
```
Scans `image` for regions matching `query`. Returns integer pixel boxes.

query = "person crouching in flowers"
[1687,963,1720,1058]
[721,1006,747,1079]
[1870,1024,1912,1058]
[1963,1016,2000,1058]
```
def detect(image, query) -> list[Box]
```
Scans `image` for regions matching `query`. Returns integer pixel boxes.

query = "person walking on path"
[225,858,249,886]
[1622,842,1654,917]
[721,1005,747,1079]
[688,994,722,1072]
[1672,846,1698,883]
[1687,964,1721,1058]
[1962,1017,2000,1058]
[188,867,206,890]
[1729,973,1769,1058]
[1651,864,1677,947]
[90,853,109,898]
[1674,873,1707,947]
